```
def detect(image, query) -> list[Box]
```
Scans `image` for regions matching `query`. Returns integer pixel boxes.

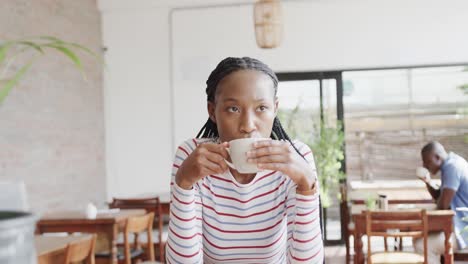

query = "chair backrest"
[365,210,428,264]
[64,234,96,264]
[109,196,164,241]
[123,212,155,264]
[0,181,29,211]
[110,197,161,213]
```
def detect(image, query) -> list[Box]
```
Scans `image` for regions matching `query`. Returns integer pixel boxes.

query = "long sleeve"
[166,139,203,264]
[286,142,324,263]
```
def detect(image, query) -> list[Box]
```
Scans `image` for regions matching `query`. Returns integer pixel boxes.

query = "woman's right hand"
[175,142,230,190]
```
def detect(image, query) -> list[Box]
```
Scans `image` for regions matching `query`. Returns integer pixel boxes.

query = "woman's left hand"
[247,139,316,192]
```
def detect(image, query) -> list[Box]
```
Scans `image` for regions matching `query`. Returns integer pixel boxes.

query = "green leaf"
[0,36,102,104]
[43,43,84,77]
[66,42,103,65]
[0,62,33,104]
[0,42,13,65]
[38,36,103,64]
[16,41,44,54]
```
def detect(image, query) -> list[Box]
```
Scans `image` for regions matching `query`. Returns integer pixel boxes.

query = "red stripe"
[290,247,322,261]
[296,207,317,217]
[201,178,286,204]
[295,216,318,225]
[178,146,190,156]
[203,214,285,233]
[203,231,283,250]
[168,226,201,239]
[209,175,233,184]
[171,211,198,222]
[172,164,180,169]
[192,138,198,146]
[291,231,321,243]
[209,171,277,187]
[252,170,278,184]
[301,151,312,157]
[167,241,200,258]
[172,193,194,205]
[296,196,317,202]
[203,247,282,262]
[202,200,285,218]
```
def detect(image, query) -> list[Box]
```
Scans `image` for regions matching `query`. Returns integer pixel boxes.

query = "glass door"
[276,71,345,245]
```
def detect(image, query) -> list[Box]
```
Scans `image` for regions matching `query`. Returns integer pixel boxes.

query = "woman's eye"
[227,106,239,112]
[257,105,268,112]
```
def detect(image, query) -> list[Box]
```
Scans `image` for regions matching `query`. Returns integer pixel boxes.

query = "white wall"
[100,6,172,198]
[99,0,468,197]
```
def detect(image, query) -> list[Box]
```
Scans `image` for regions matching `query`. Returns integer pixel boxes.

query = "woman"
[166,57,324,263]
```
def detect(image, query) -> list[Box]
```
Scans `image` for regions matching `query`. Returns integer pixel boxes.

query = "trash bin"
[0,211,37,264]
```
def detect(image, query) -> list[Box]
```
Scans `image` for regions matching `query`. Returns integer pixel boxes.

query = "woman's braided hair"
[196,57,299,153]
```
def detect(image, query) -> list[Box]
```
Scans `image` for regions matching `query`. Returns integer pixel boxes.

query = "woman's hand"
[176,142,229,190]
[247,140,316,192]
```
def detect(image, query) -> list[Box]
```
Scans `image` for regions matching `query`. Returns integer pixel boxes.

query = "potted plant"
[0,36,101,104]
[278,106,345,208]
[278,104,346,242]
[311,121,346,208]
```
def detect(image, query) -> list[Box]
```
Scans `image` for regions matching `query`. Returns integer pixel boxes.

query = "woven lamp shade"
[254,0,283,49]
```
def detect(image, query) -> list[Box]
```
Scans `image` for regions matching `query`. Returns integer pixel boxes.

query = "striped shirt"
[166,138,324,263]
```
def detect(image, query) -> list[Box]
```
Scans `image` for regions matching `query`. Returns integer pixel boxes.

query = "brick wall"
[0,0,105,213]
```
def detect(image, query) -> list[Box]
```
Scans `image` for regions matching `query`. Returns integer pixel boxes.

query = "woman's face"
[208,69,278,142]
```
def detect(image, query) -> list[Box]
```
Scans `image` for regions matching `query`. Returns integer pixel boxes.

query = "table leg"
[354,232,364,264]
[444,229,453,264]
[106,224,119,264]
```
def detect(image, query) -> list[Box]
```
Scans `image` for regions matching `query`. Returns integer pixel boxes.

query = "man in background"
[415,141,468,263]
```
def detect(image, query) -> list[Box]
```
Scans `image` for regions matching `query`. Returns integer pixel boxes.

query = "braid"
[196,118,219,139]
[271,117,303,158]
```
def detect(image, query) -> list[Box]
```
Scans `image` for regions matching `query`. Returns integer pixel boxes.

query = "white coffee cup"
[225,138,269,174]
[416,167,430,181]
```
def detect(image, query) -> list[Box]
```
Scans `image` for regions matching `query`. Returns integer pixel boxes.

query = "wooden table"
[348,180,436,204]
[350,189,434,204]
[351,205,454,264]
[36,234,91,264]
[36,209,145,264]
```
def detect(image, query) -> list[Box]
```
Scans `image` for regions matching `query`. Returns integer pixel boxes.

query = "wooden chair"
[123,212,156,264]
[109,196,166,262]
[340,183,383,263]
[65,234,96,264]
[95,213,157,264]
[365,210,428,264]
